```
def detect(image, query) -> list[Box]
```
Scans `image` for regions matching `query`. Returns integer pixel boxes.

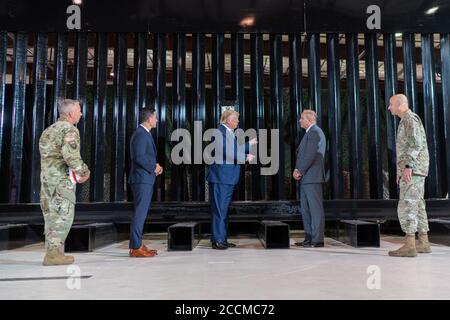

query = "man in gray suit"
[293,110,326,247]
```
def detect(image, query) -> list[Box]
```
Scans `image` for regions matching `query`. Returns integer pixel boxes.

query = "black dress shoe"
[294,239,311,247]
[225,241,236,248]
[295,236,311,247]
[307,242,324,248]
[212,242,228,250]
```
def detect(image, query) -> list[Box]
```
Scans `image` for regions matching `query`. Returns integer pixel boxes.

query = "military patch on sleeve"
[69,141,78,149]
[64,131,80,150]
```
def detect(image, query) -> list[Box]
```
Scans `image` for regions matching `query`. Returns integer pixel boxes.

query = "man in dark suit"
[206,109,257,249]
[128,108,163,257]
[293,110,326,248]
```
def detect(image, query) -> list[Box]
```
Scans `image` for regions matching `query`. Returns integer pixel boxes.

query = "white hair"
[302,109,317,123]
[58,99,80,115]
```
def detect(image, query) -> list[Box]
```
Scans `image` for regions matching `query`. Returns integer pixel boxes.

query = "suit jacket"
[128,126,157,185]
[206,124,249,185]
[295,124,326,184]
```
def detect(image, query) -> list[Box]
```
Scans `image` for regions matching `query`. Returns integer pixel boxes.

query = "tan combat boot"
[388,234,417,257]
[416,232,432,253]
[43,248,75,266]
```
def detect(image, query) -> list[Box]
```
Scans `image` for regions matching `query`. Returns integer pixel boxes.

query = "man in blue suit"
[206,109,257,250]
[293,110,326,248]
[128,108,163,257]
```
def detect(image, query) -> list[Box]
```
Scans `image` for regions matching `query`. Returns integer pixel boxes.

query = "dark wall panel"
[421,33,442,198]
[0,32,10,202]
[89,33,108,202]
[10,32,28,203]
[327,33,343,199]
[403,33,419,114]
[0,30,448,205]
[383,33,399,199]
[191,33,206,201]
[307,33,322,127]
[270,34,285,200]
[441,34,450,198]
[51,32,68,123]
[345,33,363,199]
[231,33,245,201]
[288,34,303,200]
[250,33,266,200]
[28,32,48,203]
[172,33,187,201]
[365,33,383,199]
[153,33,168,201]
[111,32,128,202]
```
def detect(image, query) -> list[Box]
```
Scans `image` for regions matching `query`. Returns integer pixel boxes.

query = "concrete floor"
[1,232,449,300]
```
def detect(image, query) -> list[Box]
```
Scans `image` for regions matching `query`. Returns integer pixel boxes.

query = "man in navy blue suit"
[128,108,163,257]
[206,109,257,249]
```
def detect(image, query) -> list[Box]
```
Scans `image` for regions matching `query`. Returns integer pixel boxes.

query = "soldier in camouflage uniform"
[388,94,431,257]
[39,99,90,266]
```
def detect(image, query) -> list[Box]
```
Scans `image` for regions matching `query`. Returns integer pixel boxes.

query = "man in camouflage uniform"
[39,99,90,266]
[388,94,431,257]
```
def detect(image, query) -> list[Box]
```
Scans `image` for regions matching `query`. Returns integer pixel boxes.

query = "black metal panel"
[211,33,224,128]
[428,219,450,246]
[307,33,322,126]
[73,32,88,203]
[90,33,108,202]
[250,33,265,200]
[383,33,399,199]
[144,0,305,33]
[288,34,303,199]
[111,33,128,202]
[231,34,244,118]
[364,34,383,199]
[0,32,9,203]
[73,32,88,147]
[402,33,419,114]
[29,33,48,203]
[8,0,450,33]
[345,33,363,199]
[191,33,205,201]
[421,34,442,198]
[327,33,343,199]
[440,34,450,198]
[65,223,117,252]
[167,222,201,251]
[127,32,147,201]
[4,200,450,225]
[172,33,187,201]
[132,32,147,130]
[153,33,167,201]
[0,224,41,250]
[9,32,28,203]
[0,0,67,31]
[231,33,245,201]
[270,34,285,200]
[51,32,68,123]
[328,220,380,248]
[0,0,305,33]
[306,0,450,33]
[257,221,290,249]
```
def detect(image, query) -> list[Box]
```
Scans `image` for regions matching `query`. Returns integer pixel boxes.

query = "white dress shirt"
[140,124,150,133]
[221,123,234,134]
[306,123,315,133]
